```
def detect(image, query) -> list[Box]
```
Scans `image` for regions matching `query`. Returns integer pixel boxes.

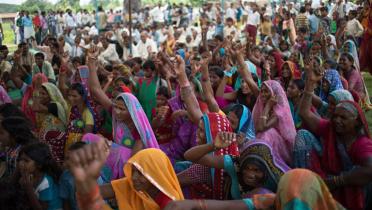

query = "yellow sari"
[111,148,184,210]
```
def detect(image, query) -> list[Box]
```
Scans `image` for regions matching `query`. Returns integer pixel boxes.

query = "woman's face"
[68,89,83,106]
[196,120,206,145]
[321,78,330,93]
[209,72,221,88]
[286,81,301,99]
[331,106,358,135]
[131,165,152,192]
[281,63,291,78]
[288,53,298,63]
[338,55,352,71]
[143,67,153,78]
[260,84,271,103]
[227,111,239,131]
[156,95,168,107]
[241,163,265,188]
[267,55,276,69]
[38,87,51,105]
[240,80,250,95]
[114,99,131,122]
[18,154,37,174]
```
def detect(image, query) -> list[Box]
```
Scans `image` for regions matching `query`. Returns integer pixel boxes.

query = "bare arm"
[87,47,112,110]
[236,51,259,97]
[200,58,220,113]
[184,144,224,170]
[164,200,251,210]
[99,183,115,200]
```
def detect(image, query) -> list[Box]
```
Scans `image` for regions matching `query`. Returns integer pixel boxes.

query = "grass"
[363,73,372,134]
[2,22,17,52]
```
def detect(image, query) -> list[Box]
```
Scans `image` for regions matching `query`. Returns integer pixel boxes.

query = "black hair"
[226,17,234,22]
[214,34,223,42]
[300,6,306,13]
[34,52,45,60]
[0,180,32,210]
[142,60,156,71]
[157,86,170,99]
[68,141,87,151]
[291,79,305,91]
[0,45,8,51]
[0,103,28,119]
[209,66,224,79]
[70,83,86,97]
[1,116,36,145]
[298,27,307,34]
[341,52,354,63]
[19,142,62,181]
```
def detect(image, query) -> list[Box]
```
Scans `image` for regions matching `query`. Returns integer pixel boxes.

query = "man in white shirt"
[246,3,260,43]
[134,31,158,60]
[65,9,76,29]
[225,3,237,21]
[224,17,239,41]
[346,10,364,38]
[98,36,120,65]
[70,36,84,58]
[150,4,165,25]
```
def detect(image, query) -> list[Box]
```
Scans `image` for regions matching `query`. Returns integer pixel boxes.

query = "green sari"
[136,76,159,120]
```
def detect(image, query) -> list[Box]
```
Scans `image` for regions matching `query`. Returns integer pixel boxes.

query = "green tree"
[19,0,53,12]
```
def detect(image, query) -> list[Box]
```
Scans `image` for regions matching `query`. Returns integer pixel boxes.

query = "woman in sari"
[68,139,184,210]
[21,73,48,125]
[33,83,67,164]
[277,61,301,91]
[226,104,255,141]
[316,89,354,118]
[185,139,289,200]
[164,169,346,210]
[177,113,240,200]
[360,0,372,74]
[82,134,127,183]
[88,52,159,162]
[317,69,343,103]
[252,80,296,165]
[287,79,305,130]
[297,67,372,210]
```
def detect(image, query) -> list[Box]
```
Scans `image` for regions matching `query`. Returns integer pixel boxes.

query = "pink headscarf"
[21,73,48,124]
[252,80,296,164]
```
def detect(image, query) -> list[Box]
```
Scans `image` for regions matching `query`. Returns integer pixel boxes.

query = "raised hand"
[174,55,185,76]
[214,132,237,149]
[67,137,110,183]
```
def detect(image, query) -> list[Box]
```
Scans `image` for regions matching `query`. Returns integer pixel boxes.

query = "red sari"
[360,2,372,74]
[310,101,372,210]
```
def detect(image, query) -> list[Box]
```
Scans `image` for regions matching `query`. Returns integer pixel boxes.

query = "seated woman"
[317,69,344,103]
[315,89,354,119]
[277,61,301,91]
[287,79,305,130]
[297,64,372,210]
[33,82,68,164]
[164,169,346,210]
[252,80,296,165]
[87,46,159,162]
[227,104,255,141]
[68,140,184,210]
[185,137,289,200]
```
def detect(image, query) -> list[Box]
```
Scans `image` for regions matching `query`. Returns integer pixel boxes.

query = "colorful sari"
[252,80,296,165]
[112,93,159,162]
[278,61,301,90]
[295,101,372,210]
[111,148,184,210]
[243,169,346,210]
[178,113,240,200]
[231,104,255,141]
[224,141,290,199]
[360,3,372,74]
[65,85,98,152]
[318,70,344,102]
[0,85,11,105]
[37,83,68,164]
[82,134,126,183]
[21,73,48,125]
[318,89,354,118]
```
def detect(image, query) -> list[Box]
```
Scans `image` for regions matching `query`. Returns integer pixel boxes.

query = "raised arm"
[175,56,203,124]
[234,47,259,97]
[299,64,323,133]
[58,53,70,98]
[87,46,112,111]
[200,56,220,113]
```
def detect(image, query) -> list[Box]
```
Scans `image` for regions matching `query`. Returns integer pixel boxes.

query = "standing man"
[16,11,25,43]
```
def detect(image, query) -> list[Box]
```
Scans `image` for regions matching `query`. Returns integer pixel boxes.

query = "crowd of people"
[0,0,372,209]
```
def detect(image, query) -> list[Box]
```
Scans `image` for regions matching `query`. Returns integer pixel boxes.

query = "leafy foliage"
[0,3,19,14]
[18,0,53,12]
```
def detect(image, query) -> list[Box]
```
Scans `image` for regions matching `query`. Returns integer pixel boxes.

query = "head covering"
[319,70,344,102]
[21,73,48,124]
[336,101,370,138]
[328,35,337,47]
[231,104,255,140]
[329,89,353,103]
[234,60,261,90]
[113,93,159,149]
[202,112,239,199]
[280,61,301,79]
[82,133,127,182]
[42,83,68,124]
[111,148,184,210]
[341,40,360,71]
[239,141,290,192]
[115,64,132,76]
[252,80,297,164]
[274,169,346,210]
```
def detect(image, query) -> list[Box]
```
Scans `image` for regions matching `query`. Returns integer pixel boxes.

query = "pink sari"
[112,93,159,161]
[252,80,296,165]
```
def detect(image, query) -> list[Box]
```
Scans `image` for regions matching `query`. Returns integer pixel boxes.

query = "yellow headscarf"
[111,148,184,210]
